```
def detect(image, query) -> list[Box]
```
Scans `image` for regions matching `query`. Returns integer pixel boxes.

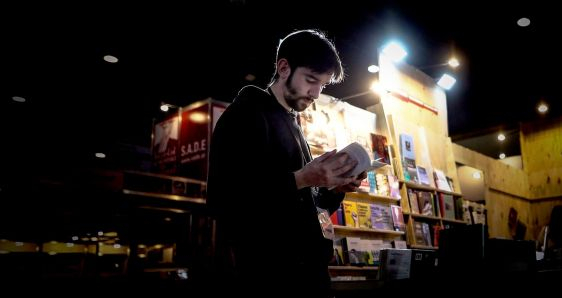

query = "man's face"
[283,67,333,112]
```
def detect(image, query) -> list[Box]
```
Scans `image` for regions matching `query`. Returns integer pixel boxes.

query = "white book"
[338,142,387,177]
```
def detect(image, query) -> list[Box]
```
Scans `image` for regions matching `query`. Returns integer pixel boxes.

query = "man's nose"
[308,85,322,99]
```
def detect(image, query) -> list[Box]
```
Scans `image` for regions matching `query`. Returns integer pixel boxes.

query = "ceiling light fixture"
[537,103,548,114]
[499,153,506,159]
[497,133,506,141]
[517,17,531,27]
[95,153,106,158]
[103,55,119,63]
[12,96,26,102]
[367,65,380,73]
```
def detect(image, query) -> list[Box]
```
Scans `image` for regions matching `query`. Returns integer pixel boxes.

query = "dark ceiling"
[2,0,560,177]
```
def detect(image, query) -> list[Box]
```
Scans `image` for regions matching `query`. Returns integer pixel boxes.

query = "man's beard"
[284,73,313,112]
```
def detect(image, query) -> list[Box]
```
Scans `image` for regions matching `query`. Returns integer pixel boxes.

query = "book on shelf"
[370,133,391,165]
[399,133,419,183]
[413,222,426,246]
[370,203,394,231]
[342,201,359,228]
[446,176,455,192]
[356,202,372,229]
[390,205,406,232]
[402,158,419,183]
[387,174,401,199]
[433,168,452,191]
[417,191,434,217]
[439,193,455,220]
[341,237,366,266]
[416,165,431,186]
[375,173,390,196]
[408,189,420,214]
[367,171,377,194]
[421,222,433,246]
[453,197,464,221]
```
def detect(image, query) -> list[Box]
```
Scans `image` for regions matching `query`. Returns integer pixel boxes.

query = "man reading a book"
[207,29,366,297]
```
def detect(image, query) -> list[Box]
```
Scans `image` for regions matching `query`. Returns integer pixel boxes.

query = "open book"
[338,142,388,177]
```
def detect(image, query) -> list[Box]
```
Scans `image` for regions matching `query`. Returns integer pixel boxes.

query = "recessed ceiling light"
[103,55,119,63]
[537,103,548,114]
[12,96,26,102]
[367,65,380,73]
[497,133,506,141]
[245,73,256,81]
[95,153,106,158]
[499,153,506,159]
[472,172,482,179]
[160,104,170,112]
[517,17,531,27]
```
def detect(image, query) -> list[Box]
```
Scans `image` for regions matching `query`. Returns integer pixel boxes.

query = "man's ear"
[276,59,291,80]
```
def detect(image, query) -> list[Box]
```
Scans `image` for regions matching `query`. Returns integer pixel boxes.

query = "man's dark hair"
[270,29,344,85]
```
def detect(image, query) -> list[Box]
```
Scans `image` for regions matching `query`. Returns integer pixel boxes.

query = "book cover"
[341,237,365,265]
[421,222,433,246]
[338,142,387,178]
[399,133,416,161]
[433,168,452,191]
[440,194,455,219]
[391,205,406,232]
[370,133,390,164]
[413,222,426,245]
[342,201,359,228]
[356,202,372,229]
[402,157,419,183]
[416,165,430,186]
[367,171,377,194]
[408,189,420,214]
[370,203,394,231]
[417,191,434,216]
[387,174,401,199]
[375,173,390,196]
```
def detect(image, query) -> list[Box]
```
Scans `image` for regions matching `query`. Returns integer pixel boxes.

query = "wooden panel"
[486,189,531,239]
[521,117,562,173]
[528,168,562,199]
[452,143,529,199]
[378,54,448,136]
[520,118,562,199]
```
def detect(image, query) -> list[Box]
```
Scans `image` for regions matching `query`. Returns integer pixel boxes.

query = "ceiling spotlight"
[448,58,460,68]
[537,103,548,114]
[12,96,26,102]
[517,17,531,27]
[367,65,380,73]
[95,152,106,158]
[437,73,456,90]
[160,104,170,112]
[497,133,506,141]
[499,153,506,159]
[381,41,407,62]
[472,171,481,179]
[244,74,256,81]
[103,55,119,63]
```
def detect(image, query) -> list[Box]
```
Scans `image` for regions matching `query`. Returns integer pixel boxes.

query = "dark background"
[2,0,559,175]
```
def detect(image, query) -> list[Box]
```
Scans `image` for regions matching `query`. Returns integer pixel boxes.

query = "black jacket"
[207,85,344,293]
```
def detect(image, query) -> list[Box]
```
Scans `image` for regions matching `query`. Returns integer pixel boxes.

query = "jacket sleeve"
[207,100,300,221]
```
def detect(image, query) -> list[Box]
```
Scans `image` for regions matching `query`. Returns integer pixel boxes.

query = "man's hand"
[331,171,368,193]
[294,149,358,189]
